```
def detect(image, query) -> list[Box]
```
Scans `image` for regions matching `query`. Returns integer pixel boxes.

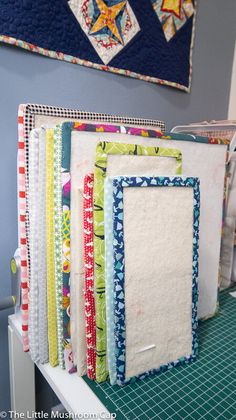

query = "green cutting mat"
[83,288,236,419]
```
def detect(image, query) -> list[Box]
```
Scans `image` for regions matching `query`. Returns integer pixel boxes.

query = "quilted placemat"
[1,2,196,91]
[83,174,96,381]
[94,141,182,382]
[46,128,58,367]
[94,135,230,380]
[69,124,169,375]
[17,103,165,351]
[62,122,186,377]
[111,176,200,385]
[54,122,167,375]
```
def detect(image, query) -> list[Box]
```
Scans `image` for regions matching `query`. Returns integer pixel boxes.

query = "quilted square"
[69,0,140,64]
[94,141,182,382]
[58,121,173,378]
[111,175,200,385]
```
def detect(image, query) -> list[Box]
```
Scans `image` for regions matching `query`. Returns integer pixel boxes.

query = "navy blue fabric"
[0,0,194,88]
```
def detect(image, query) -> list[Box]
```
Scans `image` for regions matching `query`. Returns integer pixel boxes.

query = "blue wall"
[0,0,235,412]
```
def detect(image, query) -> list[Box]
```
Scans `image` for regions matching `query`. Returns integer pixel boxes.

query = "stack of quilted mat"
[18,104,230,386]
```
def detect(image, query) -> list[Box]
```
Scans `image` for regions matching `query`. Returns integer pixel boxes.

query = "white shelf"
[9,313,109,416]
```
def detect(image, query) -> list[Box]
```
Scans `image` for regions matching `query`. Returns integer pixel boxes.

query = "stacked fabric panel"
[17,104,229,385]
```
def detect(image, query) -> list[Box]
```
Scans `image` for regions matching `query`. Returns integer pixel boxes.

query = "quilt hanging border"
[112,175,200,386]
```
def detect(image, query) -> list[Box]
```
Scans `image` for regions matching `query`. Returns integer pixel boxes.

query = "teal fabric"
[104,177,117,386]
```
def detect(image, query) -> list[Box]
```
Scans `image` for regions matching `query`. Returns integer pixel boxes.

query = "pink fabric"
[83,174,96,380]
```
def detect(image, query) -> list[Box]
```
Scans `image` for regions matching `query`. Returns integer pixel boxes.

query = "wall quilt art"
[0,0,196,91]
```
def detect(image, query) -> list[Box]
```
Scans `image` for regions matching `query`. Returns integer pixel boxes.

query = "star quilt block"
[0,0,197,91]
[69,0,140,64]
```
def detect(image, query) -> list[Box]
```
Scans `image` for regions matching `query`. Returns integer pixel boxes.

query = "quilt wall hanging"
[1,1,197,91]
[18,103,165,352]
[110,176,200,385]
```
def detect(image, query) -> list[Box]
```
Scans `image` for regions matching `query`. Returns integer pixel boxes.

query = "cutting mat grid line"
[83,288,236,419]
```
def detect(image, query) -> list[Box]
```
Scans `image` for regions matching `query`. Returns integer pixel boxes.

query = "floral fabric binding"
[112,176,200,386]
[61,128,76,373]
[83,174,96,380]
[94,141,183,382]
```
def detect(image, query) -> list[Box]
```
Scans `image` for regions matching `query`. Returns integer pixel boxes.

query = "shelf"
[8,313,109,416]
